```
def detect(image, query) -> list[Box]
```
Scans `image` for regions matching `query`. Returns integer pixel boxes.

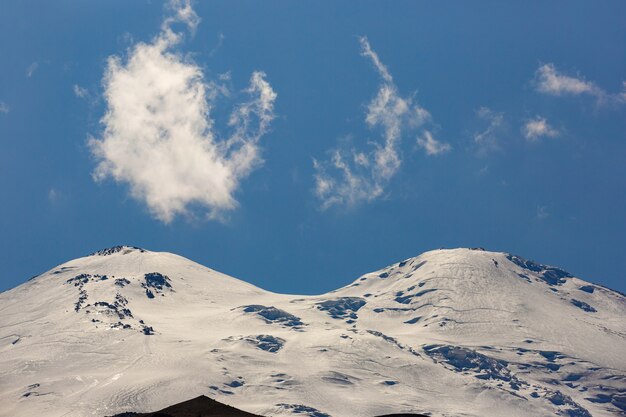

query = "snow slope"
[0,246,624,417]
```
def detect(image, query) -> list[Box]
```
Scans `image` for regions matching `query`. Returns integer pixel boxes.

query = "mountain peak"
[2,247,625,417]
[89,245,148,257]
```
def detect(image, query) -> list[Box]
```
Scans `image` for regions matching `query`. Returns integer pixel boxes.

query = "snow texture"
[0,246,625,417]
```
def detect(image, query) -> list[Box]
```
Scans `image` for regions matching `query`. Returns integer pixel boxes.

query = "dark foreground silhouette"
[109,395,258,417]
[108,395,429,417]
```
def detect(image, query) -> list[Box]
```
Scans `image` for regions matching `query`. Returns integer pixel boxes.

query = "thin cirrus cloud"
[417,131,451,156]
[26,62,39,78]
[89,0,277,223]
[536,205,549,220]
[313,36,449,210]
[522,116,560,142]
[534,63,625,104]
[472,107,505,155]
[73,84,89,99]
[0,101,8,114]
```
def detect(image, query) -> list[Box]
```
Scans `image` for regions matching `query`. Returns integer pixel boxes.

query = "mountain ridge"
[1,246,624,417]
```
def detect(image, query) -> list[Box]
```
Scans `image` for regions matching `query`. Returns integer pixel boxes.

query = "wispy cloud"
[163,0,200,34]
[209,32,225,57]
[0,101,8,114]
[522,116,559,141]
[417,131,451,156]
[535,64,599,96]
[73,84,89,99]
[536,205,549,220]
[473,107,504,154]
[48,188,60,204]
[89,0,276,223]
[534,63,625,105]
[313,36,448,209]
[26,62,39,78]
[359,37,393,83]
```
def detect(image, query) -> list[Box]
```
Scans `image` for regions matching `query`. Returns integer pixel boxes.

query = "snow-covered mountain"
[1,246,624,417]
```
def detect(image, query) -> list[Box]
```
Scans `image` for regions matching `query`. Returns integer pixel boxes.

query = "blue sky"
[1,0,625,294]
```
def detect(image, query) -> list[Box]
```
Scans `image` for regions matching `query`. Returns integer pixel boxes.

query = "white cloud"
[314,37,448,209]
[473,107,504,154]
[417,130,451,155]
[73,84,89,99]
[209,32,225,57]
[522,116,559,141]
[534,63,626,105]
[0,101,8,114]
[534,64,599,97]
[359,36,393,84]
[163,0,200,35]
[536,205,549,220]
[48,188,59,203]
[26,62,39,78]
[89,0,276,223]
[313,152,384,208]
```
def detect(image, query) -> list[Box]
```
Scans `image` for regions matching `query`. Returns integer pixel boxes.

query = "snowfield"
[0,246,624,417]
